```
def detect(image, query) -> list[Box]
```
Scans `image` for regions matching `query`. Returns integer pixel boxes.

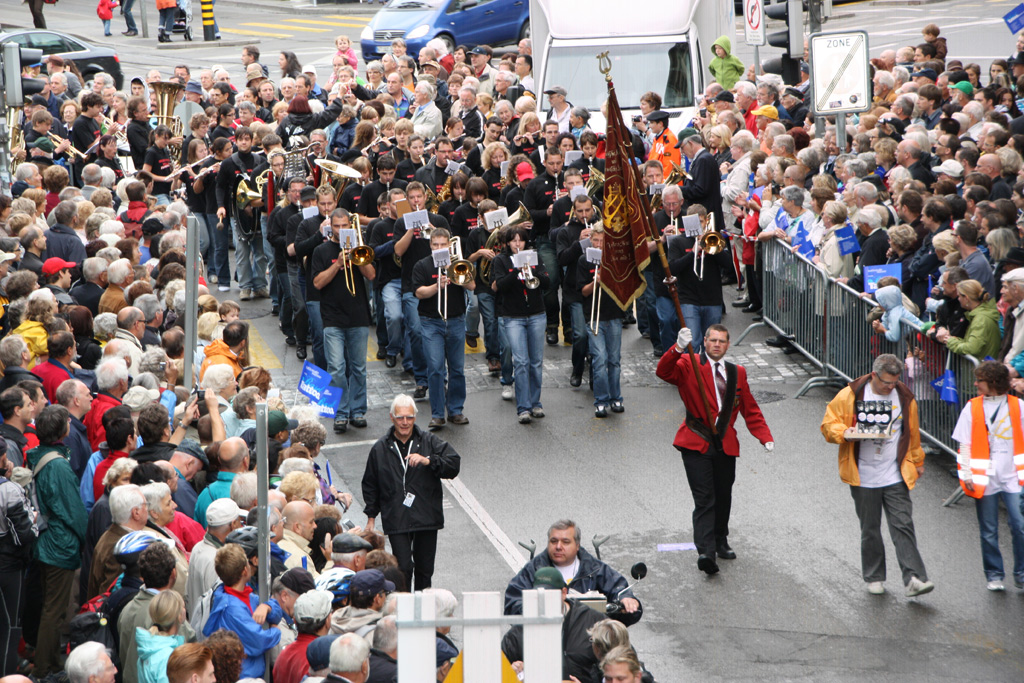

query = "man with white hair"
[328,633,371,683]
[114,306,146,370]
[70,256,108,315]
[85,358,129,449]
[66,641,117,683]
[367,614,398,681]
[80,164,103,200]
[410,82,442,140]
[88,483,148,599]
[732,81,758,135]
[99,258,134,314]
[844,205,890,292]
[11,162,42,197]
[962,101,985,140]
[873,70,896,107]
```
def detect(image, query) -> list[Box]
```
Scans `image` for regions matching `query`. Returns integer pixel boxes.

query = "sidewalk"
[214,0,380,13]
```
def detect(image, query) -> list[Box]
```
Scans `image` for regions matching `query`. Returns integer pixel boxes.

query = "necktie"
[715,363,727,408]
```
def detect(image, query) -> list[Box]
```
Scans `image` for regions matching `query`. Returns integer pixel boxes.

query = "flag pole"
[596,52,718,436]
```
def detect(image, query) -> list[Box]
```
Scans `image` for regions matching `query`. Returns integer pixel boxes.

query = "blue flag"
[930,369,960,404]
[774,210,790,231]
[864,263,903,292]
[836,221,861,256]
[297,360,344,418]
[793,222,815,259]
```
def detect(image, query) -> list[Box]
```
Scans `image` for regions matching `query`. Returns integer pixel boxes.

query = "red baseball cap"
[42,257,76,276]
[515,162,535,182]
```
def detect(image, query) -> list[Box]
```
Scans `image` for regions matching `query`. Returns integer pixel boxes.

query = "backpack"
[24,451,64,534]
[64,611,119,668]
[0,476,38,549]
[188,581,222,639]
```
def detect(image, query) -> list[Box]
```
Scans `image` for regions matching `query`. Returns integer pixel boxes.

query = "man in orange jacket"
[821,353,935,598]
[646,110,680,179]
[656,324,773,576]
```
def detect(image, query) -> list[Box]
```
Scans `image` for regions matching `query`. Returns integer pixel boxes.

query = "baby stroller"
[171,0,193,40]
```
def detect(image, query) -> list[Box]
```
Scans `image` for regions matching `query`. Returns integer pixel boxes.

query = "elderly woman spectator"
[758,186,814,244]
[222,385,259,438]
[815,200,855,280]
[12,291,57,367]
[935,279,1002,358]
[721,131,755,218]
[278,471,318,505]
[886,224,920,286]
[999,269,1024,374]
[290,420,350,509]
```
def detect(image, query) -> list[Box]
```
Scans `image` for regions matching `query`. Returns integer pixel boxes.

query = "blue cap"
[436,637,459,667]
[306,634,341,671]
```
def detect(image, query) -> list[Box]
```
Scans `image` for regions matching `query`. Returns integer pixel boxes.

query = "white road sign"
[808,31,871,115]
[744,0,765,46]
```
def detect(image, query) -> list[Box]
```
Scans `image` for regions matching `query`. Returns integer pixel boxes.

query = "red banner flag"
[599,65,654,311]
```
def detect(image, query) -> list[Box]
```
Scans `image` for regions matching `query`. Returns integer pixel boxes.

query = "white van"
[529,0,732,133]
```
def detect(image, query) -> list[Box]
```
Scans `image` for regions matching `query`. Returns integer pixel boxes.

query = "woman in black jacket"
[277,95,345,149]
[492,225,550,424]
[68,305,102,371]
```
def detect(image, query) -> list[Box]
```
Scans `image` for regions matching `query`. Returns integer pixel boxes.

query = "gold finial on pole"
[597,51,612,82]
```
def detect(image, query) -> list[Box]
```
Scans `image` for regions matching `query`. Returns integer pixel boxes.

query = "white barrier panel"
[396,592,437,683]
[463,592,502,681]
[522,588,563,683]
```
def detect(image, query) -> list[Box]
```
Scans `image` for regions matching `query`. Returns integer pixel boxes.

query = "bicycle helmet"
[226,526,261,558]
[315,567,354,607]
[113,530,164,568]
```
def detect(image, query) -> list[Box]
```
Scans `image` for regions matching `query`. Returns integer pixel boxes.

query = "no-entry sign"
[744,0,766,46]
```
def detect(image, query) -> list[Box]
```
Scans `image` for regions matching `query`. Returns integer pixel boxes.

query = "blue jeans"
[288,262,308,344]
[642,270,662,350]
[465,290,480,340]
[975,491,1024,582]
[589,319,622,406]
[503,313,545,414]
[102,19,110,34]
[537,237,560,330]
[568,301,588,376]
[323,326,368,420]
[123,0,137,31]
[261,217,278,306]
[475,290,501,361]
[277,272,294,337]
[381,280,404,358]
[158,7,175,34]
[232,217,269,291]
[655,296,680,353]
[420,316,467,419]
[305,300,326,369]
[401,292,428,386]
[680,304,723,354]
[497,317,513,385]
[210,214,232,283]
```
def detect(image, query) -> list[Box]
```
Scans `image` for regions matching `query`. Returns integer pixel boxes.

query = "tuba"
[585,165,605,199]
[235,174,261,211]
[316,159,361,203]
[8,107,24,174]
[151,81,185,163]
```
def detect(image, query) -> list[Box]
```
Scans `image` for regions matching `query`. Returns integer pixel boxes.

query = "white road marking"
[443,477,525,571]
[322,439,379,451]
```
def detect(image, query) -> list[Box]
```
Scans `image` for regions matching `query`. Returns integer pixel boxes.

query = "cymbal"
[314,159,361,179]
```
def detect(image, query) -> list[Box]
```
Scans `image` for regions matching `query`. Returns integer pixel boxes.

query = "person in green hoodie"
[27,404,89,676]
[709,36,746,91]
[936,279,1002,359]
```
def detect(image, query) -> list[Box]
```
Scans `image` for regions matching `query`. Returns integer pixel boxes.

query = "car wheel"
[437,33,455,55]
[518,20,530,42]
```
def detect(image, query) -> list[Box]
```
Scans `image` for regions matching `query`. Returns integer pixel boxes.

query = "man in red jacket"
[84,357,129,450]
[656,324,774,576]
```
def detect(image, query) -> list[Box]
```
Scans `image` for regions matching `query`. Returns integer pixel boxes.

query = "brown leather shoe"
[428,417,446,430]
[449,414,469,425]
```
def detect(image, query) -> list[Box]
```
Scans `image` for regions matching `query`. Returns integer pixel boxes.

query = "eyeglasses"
[392,415,415,422]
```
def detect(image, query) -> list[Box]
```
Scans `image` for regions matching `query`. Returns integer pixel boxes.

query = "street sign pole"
[183,215,200,390]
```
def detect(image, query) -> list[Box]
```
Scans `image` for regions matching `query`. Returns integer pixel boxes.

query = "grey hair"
[423,587,457,617]
[96,358,129,391]
[329,633,370,674]
[872,353,903,377]
[135,293,161,324]
[548,519,581,544]
[414,81,436,100]
[588,619,630,658]
[173,290,187,318]
[138,347,169,378]
[201,363,235,393]
[132,372,160,391]
[844,158,868,178]
[0,335,28,368]
[365,60,384,75]
[855,206,883,230]
[97,246,123,263]
[661,184,683,201]
[570,106,590,121]
[780,185,804,206]
[854,182,878,202]
[734,81,756,99]
[104,456,137,487]
[81,164,103,186]
[731,130,755,154]
[100,167,117,188]
[93,312,118,341]
[140,482,171,514]
[53,200,78,226]
[773,134,795,156]
[389,393,418,417]
[237,101,257,114]
[56,379,86,407]
[230,472,259,509]
[278,458,314,478]
[13,163,38,183]
[372,615,398,652]
[874,70,894,89]
[82,256,107,282]
[107,258,133,286]
[109,484,147,524]
[66,642,112,683]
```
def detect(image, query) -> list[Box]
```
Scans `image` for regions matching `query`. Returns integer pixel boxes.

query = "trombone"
[694,213,726,281]
[589,261,602,335]
[341,214,375,296]
[438,236,474,320]
[47,132,87,160]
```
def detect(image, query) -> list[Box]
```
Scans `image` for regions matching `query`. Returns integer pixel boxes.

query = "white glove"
[676,327,693,351]
[764,442,775,453]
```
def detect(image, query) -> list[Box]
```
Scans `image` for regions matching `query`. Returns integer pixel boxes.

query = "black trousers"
[0,567,25,676]
[388,529,438,591]
[680,445,736,557]
[28,0,46,28]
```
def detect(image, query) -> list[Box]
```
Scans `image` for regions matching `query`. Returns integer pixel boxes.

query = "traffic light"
[2,43,46,108]
[765,0,803,85]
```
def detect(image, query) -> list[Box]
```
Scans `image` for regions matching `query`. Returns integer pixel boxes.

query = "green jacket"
[709,36,746,91]
[27,444,87,569]
[947,299,1001,359]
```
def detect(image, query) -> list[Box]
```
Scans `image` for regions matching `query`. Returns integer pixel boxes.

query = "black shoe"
[296,346,307,360]
[466,336,478,349]
[546,331,559,345]
[697,554,719,575]
[743,305,762,314]
[623,312,636,326]
[716,543,737,560]
[783,345,799,354]
[428,417,446,430]
[271,305,279,316]
[640,331,651,339]
[333,417,348,433]
[284,336,297,346]
[385,355,397,368]
[350,417,367,428]
[764,336,788,348]
[595,404,608,418]
[752,315,764,322]
[569,373,582,387]
[376,348,387,360]
[731,299,750,308]
[652,348,664,357]
[610,400,624,413]
[721,275,738,286]
[413,385,428,400]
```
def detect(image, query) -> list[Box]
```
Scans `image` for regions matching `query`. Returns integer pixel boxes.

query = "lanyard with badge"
[985,400,1004,446]
[391,438,416,508]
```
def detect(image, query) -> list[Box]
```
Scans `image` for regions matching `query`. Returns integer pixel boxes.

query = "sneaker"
[218,284,230,292]
[905,577,934,597]
[501,385,514,401]
[1015,577,1024,590]
[254,288,270,299]
[333,416,348,434]
[595,404,608,418]
[413,385,428,400]
[518,411,532,424]
[987,580,1005,592]
[867,582,885,595]
[530,407,545,418]
[610,400,624,413]
[240,289,253,301]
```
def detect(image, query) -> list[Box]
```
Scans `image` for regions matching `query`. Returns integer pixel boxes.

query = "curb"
[214,0,377,13]
[157,38,259,49]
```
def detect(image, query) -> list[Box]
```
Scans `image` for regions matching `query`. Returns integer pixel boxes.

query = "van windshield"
[543,42,695,110]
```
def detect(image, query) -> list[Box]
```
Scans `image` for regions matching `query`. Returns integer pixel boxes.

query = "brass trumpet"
[438,236,474,320]
[47,132,87,160]
[666,161,691,186]
[694,213,725,281]
[101,115,128,145]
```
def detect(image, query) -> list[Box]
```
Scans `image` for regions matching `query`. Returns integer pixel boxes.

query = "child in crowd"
[335,35,358,69]
[96,0,118,36]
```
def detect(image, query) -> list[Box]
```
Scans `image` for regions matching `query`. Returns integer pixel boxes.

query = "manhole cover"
[753,390,787,404]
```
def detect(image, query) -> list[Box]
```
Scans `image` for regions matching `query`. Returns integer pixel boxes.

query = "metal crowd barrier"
[738,239,979,502]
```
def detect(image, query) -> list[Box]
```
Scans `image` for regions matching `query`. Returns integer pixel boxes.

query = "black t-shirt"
[577,254,625,320]
[492,251,549,317]
[482,167,502,200]
[450,202,480,244]
[393,211,451,293]
[466,226,495,291]
[144,146,173,196]
[201,157,220,215]
[310,240,372,328]
[357,178,407,218]
[412,255,468,319]
[368,217,401,286]
[396,157,424,184]
[339,182,364,213]
[667,235,728,307]
[555,220,587,303]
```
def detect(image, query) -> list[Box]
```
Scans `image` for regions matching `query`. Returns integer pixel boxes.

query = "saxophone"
[437,175,453,203]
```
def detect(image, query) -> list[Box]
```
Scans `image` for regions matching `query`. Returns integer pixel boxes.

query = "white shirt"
[709,358,727,409]
[952,395,1022,495]
[857,385,903,488]
[555,556,579,585]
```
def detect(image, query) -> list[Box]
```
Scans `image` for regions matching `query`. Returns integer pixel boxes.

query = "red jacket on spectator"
[84,392,123,451]
[31,358,74,404]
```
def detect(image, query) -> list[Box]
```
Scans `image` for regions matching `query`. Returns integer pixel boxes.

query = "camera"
[632,115,643,123]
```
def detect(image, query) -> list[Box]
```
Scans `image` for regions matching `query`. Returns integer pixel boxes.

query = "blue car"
[360,0,530,60]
